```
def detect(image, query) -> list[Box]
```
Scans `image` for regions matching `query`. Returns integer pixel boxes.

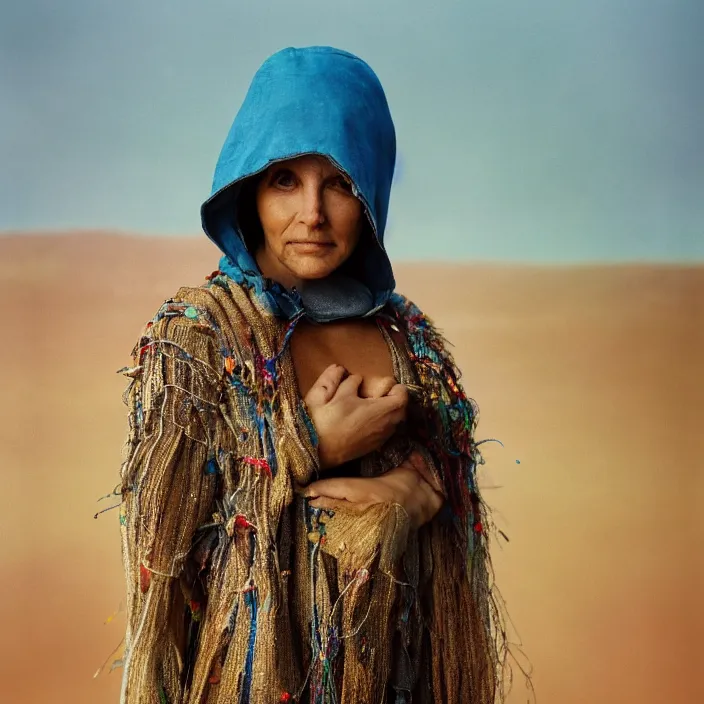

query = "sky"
[1,0,702,262]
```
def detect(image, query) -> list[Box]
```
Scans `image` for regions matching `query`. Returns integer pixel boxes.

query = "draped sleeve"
[118,304,228,703]
[385,292,509,703]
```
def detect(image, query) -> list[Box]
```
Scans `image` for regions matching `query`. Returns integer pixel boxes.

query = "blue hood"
[200,46,397,323]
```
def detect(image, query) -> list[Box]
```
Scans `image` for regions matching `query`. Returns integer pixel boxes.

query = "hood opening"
[205,154,389,288]
[201,46,397,320]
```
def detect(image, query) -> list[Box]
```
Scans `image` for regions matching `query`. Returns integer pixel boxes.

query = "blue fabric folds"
[201,46,397,323]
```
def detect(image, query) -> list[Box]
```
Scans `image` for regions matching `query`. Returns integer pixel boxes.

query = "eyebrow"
[267,166,349,185]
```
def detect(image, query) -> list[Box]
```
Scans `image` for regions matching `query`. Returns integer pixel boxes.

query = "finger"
[379,385,409,416]
[418,483,444,526]
[364,388,409,423]
[386,383,409,400]
[336,373,364,397]
[306,477,355,500]
[306,477,377,503]
[310,497,375,513]
[361,375,397,399]
[308,496,347,511]
[404,450,444,494]
[304,364,348,406]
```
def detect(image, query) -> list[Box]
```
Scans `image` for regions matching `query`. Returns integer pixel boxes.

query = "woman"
[119,46,507,703]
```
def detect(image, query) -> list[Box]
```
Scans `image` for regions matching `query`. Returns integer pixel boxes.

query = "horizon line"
[1,228,701,268]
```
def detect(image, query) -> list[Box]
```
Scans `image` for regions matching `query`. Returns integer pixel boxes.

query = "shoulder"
[386,291,460,372]
[129,269,268,377]
[130,273,235,375]
[386,291,418,318]
[386,292,441,340]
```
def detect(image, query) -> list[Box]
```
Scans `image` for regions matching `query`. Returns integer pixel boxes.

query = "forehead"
[268,154,340,174]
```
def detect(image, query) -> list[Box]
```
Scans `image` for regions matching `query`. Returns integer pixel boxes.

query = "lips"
[289,241,334,252]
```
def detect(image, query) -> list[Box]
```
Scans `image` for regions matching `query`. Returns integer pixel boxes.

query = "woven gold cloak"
[118,271,506,703]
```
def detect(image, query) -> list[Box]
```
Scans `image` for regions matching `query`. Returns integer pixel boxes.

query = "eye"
[331,174,353,193]
[271,169,296,188]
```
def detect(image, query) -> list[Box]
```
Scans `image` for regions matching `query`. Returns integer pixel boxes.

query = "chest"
[289,318,397,398]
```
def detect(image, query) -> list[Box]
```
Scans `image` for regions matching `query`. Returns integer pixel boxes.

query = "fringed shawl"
[117,270,509,703]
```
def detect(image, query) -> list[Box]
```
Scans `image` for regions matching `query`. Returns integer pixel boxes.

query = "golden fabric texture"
[118,274,508,703]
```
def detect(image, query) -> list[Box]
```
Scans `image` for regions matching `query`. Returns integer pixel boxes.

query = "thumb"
[382,383,409,409]
[366,385,409,422]
[304,364,347,407]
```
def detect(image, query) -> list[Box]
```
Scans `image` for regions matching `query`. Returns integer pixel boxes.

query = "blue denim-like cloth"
[200,46,397,323]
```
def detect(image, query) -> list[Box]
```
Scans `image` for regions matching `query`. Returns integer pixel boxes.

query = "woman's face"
[254,154,364,289]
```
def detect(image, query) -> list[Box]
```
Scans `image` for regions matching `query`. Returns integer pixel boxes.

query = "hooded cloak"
[117,46,513,704]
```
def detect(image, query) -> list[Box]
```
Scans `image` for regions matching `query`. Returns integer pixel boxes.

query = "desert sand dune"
[0,232,700,704]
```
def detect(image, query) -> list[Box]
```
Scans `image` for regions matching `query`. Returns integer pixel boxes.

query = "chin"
[288,256,345,281]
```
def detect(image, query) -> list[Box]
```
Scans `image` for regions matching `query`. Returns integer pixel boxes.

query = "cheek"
[257,192,294,237]
[327,195,364,240]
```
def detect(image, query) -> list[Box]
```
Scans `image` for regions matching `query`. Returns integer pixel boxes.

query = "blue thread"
[301,405,319,448]
[240,586,258,703]
[261,416,278,476]
[264,357,277,379]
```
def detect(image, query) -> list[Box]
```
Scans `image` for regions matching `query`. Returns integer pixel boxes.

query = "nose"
[299,182,325,228]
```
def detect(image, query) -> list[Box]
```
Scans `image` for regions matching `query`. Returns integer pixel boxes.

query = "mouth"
[288,242,335,252]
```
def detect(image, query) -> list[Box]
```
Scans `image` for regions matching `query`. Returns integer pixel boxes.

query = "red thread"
[137,341,156,363]
[234,514,255,531]
[253,350,275,385]
[139,564,151,594]
[241,456,272,476]
[208,661,222,684]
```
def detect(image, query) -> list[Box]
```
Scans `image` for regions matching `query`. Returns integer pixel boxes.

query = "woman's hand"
[304,364,409,470]
[304,449,444,528]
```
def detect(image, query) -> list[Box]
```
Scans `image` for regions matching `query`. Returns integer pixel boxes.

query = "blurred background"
[1,1,701,702]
